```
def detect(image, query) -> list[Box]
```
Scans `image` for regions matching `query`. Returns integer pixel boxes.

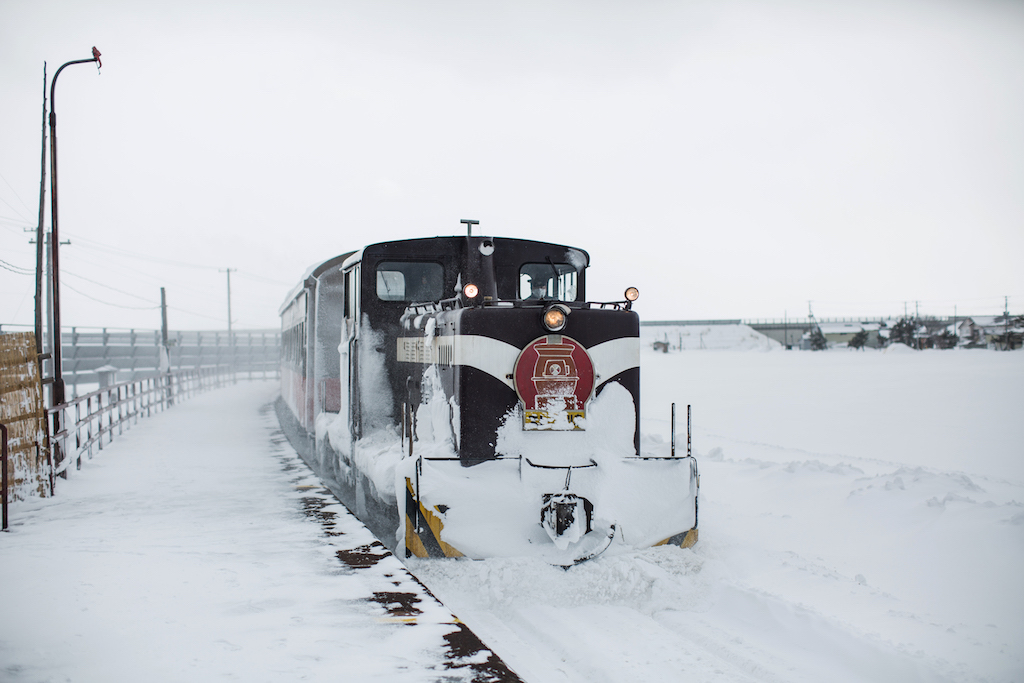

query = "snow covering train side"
[279,233,698,565]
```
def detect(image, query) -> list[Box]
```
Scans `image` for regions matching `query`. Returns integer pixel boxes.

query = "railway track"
[268,404,523,683]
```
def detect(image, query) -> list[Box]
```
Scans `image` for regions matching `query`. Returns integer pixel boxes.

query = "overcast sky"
[2,0,1022,332]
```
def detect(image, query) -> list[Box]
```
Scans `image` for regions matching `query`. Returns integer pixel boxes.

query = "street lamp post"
[48,47,101,406]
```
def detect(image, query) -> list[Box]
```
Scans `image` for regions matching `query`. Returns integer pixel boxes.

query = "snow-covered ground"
[0,383,516,683]
[412,339,1024,683]
[2,332,1021,682]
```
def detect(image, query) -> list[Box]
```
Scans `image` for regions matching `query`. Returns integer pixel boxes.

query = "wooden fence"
[0,333,48,502]
[2,329,271,525]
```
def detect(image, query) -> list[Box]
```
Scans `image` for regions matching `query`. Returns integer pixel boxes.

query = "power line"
[61,271,227,322]
[65,232,289,288]
[63,269,161,304]
[66,238,289,305]
[167,305,225,322]
[0,170,34,217]
[65,249,216,298]
[67,232,221,270]
[0,198,31,223]
[233,269,292,286]
[63,282,161,310]
[0,215,34,231]
[0,258,33,275]
[807,295,1016,306]
[62,282,231,322]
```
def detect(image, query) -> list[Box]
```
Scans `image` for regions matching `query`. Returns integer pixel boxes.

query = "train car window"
[343,272,350,319]
[376,261,444,302]
[519,262,578,301]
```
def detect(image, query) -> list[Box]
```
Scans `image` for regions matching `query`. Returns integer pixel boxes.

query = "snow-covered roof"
[818,322,870,334]
[279,251,358,315]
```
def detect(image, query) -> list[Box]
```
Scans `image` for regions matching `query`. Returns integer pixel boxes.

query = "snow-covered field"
[412,338,1024,683]
[1,331,1021,682]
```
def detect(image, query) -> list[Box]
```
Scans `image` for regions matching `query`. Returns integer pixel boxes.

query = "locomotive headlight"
[542,304,569,332]
[464,283,479,299]
[625,287,640,302]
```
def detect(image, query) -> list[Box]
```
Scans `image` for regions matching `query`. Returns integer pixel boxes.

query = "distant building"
[971,315,1024,349]
[950,316,1022,349]
[817,322,882,348]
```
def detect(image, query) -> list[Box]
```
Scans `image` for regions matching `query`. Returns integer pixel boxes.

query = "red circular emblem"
[513,335,595,430]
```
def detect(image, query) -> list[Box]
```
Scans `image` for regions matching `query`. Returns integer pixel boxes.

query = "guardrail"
[47,366,231,483]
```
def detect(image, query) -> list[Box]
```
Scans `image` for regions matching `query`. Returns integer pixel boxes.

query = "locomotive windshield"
[376,261,445,302]
[519,262,578,301]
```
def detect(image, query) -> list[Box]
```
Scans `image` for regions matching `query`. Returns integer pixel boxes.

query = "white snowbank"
[884,342,917,353]
[642,323,781,351]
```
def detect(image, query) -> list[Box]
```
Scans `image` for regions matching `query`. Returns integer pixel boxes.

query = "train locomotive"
[279,231,698,565]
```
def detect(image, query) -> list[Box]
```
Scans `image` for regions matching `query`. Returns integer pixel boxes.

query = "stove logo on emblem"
[513,335,595,430]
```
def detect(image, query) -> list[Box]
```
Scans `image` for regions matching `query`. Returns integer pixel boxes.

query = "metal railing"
[0,324,280,391]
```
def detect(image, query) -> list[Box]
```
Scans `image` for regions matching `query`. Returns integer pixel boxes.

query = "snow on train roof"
[279,251,356,314]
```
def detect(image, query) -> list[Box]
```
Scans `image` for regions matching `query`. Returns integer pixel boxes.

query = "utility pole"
[160,287,173,405]
[220,268,236,339]
[1005,296,1010,351]
[33,63,53,489]
[34,63,47,360]
[220,268,237,381]
[161,287,169,349]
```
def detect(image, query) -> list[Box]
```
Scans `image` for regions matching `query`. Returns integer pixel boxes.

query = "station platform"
[0,381,520,683]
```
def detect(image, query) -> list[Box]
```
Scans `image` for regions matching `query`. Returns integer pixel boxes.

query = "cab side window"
[376,261,445,302]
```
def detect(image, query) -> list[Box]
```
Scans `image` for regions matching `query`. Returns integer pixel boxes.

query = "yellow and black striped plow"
[655,527,698,549]
[405,477,464,559]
